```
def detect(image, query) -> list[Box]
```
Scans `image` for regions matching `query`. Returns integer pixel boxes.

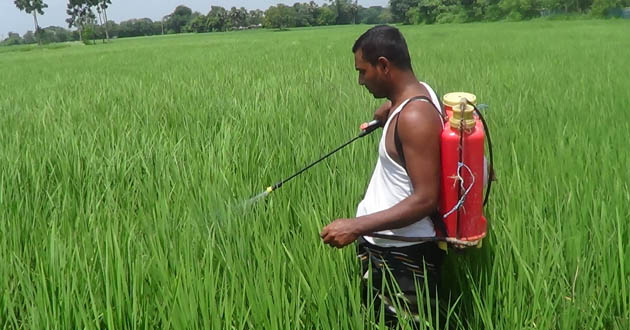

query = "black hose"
[468,102,493,206]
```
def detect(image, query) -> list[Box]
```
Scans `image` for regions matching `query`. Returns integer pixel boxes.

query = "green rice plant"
[0,19,628,329]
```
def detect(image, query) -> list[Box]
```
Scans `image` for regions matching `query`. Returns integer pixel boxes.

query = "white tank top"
[356,82,443,247]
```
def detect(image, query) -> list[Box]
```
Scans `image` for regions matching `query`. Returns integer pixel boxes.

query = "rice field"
[1,20,629,329]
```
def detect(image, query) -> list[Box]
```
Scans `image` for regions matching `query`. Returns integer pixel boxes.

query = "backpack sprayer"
[247,92,493,249]
[368,93,494,248]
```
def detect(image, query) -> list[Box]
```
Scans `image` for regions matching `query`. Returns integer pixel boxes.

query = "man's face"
[354,49,388,98]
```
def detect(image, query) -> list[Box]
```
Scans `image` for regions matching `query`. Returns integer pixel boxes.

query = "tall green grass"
[1,20,628,329]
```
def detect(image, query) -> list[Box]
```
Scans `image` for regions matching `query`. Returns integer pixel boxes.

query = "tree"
[264,4,296,29]
[65,1,110,43]
[358,6,390,24]
[95,1,112,41]
[293,2,318,26]
[416,0,441,24]
[1,32,24,46]
[228,7,248,29]
[152,21,163,35]
[134,18,155,36]
[405,6,422,23]
[23,30,36,44]
[477,0,505,20]
[188,14,208,33]
[183,11,202,32]
[66,0,97,43]
[103,20,119,38]
[328,0,358,24]
[590,0,620,16]
[36,26,74,43]
[389,0,420,23]
[377,8,394,23]
[118,18,155,37]
[164,5,193,33]
[317,5,337,25]
[499,0,542,19]
[206,6,228,32]
[248,9,264,26]
[14,0,48,45]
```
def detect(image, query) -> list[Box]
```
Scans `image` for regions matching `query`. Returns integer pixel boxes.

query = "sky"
[1,0,389,38]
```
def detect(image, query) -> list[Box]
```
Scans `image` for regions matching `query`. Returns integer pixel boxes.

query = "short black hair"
[352,25,412,71]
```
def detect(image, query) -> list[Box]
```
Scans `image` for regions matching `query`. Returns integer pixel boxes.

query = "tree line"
[2,0,629,46]
[3,1,392,45]
[389,0,630,24]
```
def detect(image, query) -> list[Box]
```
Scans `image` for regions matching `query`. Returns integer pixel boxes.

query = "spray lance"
[245,120,381,205]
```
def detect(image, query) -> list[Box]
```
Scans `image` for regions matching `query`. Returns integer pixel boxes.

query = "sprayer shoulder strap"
[393,96,448,238]
[393,96,444,169]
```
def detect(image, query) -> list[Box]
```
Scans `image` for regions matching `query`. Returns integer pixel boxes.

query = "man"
[319,25,446,324]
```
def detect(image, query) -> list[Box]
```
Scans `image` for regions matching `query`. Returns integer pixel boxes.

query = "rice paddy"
[0,20,629,329]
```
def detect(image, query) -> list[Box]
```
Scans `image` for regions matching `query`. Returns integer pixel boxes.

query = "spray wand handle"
[359,120,381,137]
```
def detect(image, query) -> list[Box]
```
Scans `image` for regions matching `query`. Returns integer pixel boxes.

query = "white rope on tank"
[442,161,475,219]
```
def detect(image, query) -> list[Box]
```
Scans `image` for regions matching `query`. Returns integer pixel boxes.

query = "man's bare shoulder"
[398,98,443,138]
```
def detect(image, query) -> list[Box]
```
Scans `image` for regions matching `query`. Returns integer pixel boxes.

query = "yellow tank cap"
[443,92,477,107]
[450,103,475,129]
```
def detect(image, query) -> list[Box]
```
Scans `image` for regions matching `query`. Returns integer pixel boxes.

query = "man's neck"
[387,71,421,107]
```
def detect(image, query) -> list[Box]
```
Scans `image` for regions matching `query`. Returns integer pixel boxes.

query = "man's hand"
[320,218,360,248]
[373,100,392,125]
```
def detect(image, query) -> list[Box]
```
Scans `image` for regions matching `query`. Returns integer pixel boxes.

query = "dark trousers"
[356,236,446,327]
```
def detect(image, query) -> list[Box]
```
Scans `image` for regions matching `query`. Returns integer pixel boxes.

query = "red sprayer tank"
[439,99,487,242]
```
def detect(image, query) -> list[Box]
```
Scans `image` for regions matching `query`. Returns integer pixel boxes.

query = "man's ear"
[377,56,390,75]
